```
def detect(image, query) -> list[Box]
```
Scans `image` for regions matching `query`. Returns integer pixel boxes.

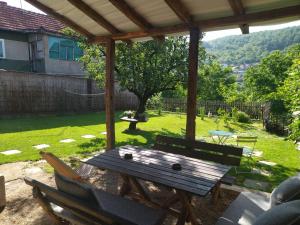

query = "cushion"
[270,175,300,206]
[54,172,98,206]
[253,200,300,225]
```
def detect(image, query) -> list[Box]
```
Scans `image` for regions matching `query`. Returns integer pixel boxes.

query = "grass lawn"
[0,111,299,191]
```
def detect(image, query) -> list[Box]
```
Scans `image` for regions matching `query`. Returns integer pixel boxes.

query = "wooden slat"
[186,27,199,141]
[164,0,193,25]
[156,135,243,156]
[67,0,121,34]
[91,5,300,42]
[154,143,241,166]
[105,39,115,150]
[25,0,94,39]
[86,158,208,196]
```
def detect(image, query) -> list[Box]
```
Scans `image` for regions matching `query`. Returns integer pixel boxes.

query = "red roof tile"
[0,1,65,33]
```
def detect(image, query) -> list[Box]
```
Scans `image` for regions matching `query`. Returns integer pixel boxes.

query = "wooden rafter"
[67,0,120,34]
[25,0,94,38]
[228,0,249,34]
[91,4,300,42]
[108,0,164,40]
[164,0,193,25]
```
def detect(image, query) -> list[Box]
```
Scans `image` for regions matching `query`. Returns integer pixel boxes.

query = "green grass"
[0,111,299,191]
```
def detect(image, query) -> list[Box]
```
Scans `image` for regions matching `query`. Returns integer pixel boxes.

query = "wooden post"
[105,38,116,150]
[186,27,200,141]
[0,175,6,213]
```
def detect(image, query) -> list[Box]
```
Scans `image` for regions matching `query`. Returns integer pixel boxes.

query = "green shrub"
[236,111,251,123]
[231,107,238,122]
[198,107,205,120]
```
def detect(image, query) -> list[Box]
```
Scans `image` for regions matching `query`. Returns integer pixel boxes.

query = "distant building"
[0,1,85,75]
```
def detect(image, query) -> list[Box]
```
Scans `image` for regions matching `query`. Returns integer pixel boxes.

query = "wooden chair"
[235,135,258,173]
[24,177,166,225]
[154,135,243,200]
[40,151,95,183]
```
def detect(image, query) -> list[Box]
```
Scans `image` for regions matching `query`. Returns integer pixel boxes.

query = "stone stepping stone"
[33,144,50,150]
[0,150,21,155]
[81,134,96,139]
[253,151,263,157]
[60,138,75,143]
[258,160,277,166]
[252,168,272,176]
[24,167,43,175]
[100,131,107,135]
[243,178,270,191]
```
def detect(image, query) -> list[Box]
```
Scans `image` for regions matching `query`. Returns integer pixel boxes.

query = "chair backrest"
[24,177,113,225]
[236,136,258,147]
[40,151,84,182]
[154,135,243,166]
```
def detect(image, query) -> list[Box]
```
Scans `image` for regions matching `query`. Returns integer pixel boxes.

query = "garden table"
[209,130,234,144]
[83,145,231,225]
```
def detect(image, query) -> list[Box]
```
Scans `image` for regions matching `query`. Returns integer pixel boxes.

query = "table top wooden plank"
[84,146,231,196]
[93,154,215,188]
[123,145,230,171]
[105,149,226,182]
[114,146,229,176]
[87,158,208,196]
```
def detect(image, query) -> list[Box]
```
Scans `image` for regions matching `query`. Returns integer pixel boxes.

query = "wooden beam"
[186,27,200,141]
[91,4,300,42]
[67,0,121,34]
[105,39,116,150]
[228,0,249,34]
[25,0,94,38]
[108,0,164,40]
[164,0,193,25]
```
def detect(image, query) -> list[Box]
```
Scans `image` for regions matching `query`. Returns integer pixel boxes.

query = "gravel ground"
[0,161,239,225]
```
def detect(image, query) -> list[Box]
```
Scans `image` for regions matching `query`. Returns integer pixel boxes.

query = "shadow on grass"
[76,138,106,156]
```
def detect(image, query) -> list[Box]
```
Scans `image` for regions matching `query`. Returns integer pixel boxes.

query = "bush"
[235,111,251,123]
[122,110,134,118]
[289,116,300,141]
[198,107,205,120]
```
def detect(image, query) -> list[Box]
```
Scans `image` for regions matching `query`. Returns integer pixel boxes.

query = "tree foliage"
[204,26,300,65]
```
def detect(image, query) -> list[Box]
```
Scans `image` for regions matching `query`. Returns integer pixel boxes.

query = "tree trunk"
[128,98,147,130]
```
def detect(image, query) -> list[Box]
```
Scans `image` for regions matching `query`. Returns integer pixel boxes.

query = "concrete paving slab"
[258,160,277,166]
[243,179,271,191]
[100,131,107,135]
[60,138,75,143]
[253,151,263,157]
[24,167,44,175]
[81,134,96,139]
[33,144,50,150]
[252,168,272,176]
[0,150,21,155]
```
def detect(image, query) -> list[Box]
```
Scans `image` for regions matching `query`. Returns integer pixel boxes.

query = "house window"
[0,39,5,58]
[48,36,83,61]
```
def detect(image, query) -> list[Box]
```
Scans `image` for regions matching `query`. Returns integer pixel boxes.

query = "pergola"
[26,0,300,150]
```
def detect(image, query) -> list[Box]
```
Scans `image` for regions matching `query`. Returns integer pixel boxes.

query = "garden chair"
[40,151,96,183]
[234,135,258,174]
[24,173,166,225]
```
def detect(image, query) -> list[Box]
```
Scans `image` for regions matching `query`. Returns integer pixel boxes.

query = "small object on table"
[172,163,182,171]
[124,153,133,160]
[209,130,233,144]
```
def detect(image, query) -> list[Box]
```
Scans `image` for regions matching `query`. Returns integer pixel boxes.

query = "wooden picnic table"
[84,145,231,225]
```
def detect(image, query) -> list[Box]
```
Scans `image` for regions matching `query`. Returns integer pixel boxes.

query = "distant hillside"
[203,26,300,65]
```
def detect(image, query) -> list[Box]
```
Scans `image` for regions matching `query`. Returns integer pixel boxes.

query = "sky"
[3,0,300,41]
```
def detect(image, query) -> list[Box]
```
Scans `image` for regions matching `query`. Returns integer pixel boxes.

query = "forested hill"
[203,26,300,65]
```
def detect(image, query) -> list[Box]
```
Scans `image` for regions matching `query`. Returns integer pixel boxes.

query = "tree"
[197,58,236,101]
[116,38,189,129]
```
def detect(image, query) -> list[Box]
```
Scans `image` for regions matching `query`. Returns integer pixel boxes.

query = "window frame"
[0,39,5,59]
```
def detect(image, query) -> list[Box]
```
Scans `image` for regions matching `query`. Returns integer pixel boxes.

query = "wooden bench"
[153,135,243,186]
[24,177,166,225]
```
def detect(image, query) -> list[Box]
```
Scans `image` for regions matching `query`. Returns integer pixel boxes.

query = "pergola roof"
[26,0,300,42]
